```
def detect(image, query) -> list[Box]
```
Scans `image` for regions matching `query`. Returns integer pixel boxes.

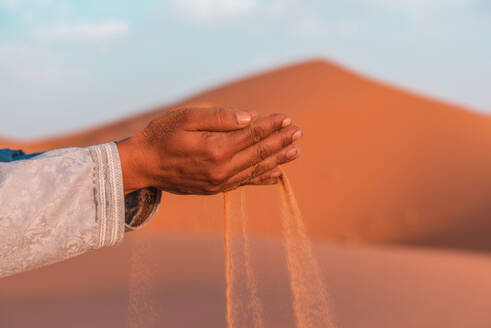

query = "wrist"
[116,137,150,195]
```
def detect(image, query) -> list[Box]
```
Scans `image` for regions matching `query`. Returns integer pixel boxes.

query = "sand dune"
[4,59,491,252]
[1,233,491,328]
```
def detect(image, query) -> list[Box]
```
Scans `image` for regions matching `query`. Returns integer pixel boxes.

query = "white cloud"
[171,0,256,23]
[32,20,129,44]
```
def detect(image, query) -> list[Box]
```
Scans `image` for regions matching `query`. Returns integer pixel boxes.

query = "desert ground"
[2,233,491,327]
[1,59,491,327]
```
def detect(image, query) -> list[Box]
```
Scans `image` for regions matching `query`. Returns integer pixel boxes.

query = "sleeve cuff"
[89,143,162,247]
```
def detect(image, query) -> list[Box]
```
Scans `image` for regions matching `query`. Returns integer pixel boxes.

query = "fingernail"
[235,111,252,125]
[271,170,281,178]
[282,117,292,127]
[292,129,303,142]
[286,147,298,159]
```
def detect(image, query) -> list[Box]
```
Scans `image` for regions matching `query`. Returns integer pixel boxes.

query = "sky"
[0,0,490,139]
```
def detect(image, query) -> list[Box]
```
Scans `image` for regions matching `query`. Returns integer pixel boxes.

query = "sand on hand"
[224,168,335,328]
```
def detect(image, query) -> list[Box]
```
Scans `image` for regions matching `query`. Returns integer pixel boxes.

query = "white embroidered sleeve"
[0,142,161,278]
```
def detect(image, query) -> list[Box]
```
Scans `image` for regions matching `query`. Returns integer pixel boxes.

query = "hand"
[117,106,303,195]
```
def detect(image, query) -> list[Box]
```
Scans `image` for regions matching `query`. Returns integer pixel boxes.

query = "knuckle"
[207,146,226,162]
[207,168,228,185]
[249,124,264,143]
[256,143,270,162]
[204,134,231,162]
[215,107,228,126]
[281,130,293,147]
[250,162,266,179]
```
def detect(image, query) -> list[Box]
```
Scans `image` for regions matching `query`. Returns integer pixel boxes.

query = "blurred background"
[1,0,490,139]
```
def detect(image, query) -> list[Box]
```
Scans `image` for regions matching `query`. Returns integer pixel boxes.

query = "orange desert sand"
[1,59,491,327]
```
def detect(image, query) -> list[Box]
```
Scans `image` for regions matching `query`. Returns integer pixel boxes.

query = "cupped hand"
[117,106,303,195]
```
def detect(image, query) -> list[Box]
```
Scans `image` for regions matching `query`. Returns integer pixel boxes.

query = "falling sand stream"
[224,168,336,328]
[224,190,265,328]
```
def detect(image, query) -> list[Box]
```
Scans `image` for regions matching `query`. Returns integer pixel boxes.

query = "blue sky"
[1,0,490,139]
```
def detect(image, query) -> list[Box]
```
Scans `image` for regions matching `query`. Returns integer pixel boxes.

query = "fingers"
[226,124,302,177]
[226,142,301,187]
[182,107,258,132]
[227,113,292,154]
[242,168,282,186]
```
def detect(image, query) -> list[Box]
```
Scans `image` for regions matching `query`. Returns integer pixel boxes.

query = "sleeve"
[0,142,161,278]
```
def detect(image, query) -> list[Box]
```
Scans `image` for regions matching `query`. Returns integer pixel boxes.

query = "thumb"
[184,107,257,132]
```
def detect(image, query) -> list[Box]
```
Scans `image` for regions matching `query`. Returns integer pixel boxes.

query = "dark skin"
[116,106,303,196]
